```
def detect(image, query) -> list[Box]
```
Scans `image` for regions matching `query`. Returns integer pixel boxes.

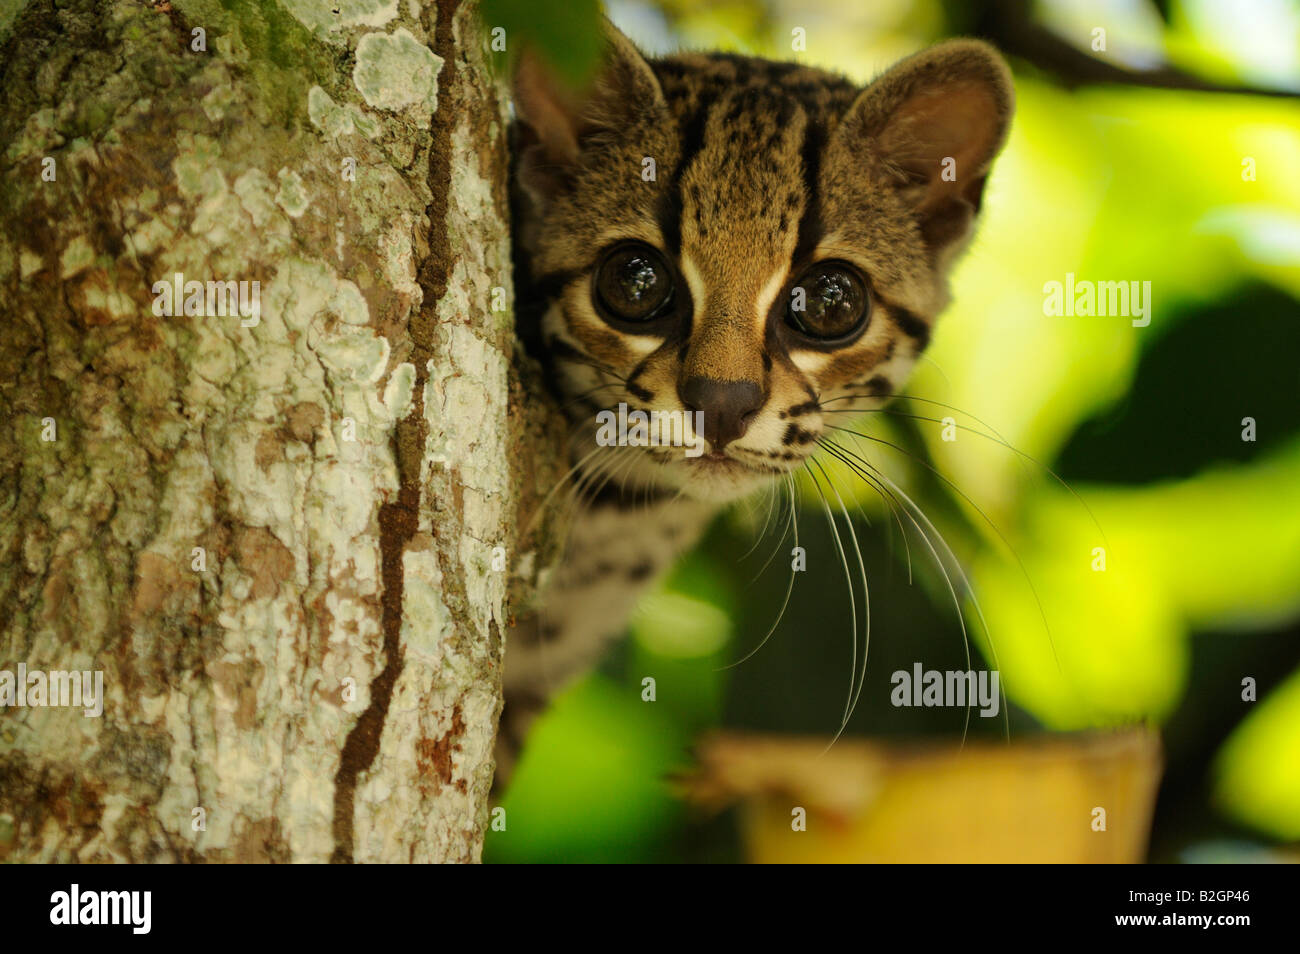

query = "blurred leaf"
[912,81,1300,514]
[1215,666,1300,840]
[486,675,686,862]
[972,437,1300,727]
[632,591,732,659]
[1056,283,1300,483]
[479,0,605,86]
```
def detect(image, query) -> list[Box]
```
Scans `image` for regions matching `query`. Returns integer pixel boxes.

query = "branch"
[968,0,1300,99]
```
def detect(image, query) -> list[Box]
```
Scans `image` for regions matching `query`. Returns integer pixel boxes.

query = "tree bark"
[0,0,560,863]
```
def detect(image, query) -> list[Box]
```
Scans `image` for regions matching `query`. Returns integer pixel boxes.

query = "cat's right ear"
[513,21,665,203]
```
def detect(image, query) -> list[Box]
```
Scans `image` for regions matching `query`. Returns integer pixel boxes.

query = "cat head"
[512,23,1013,502]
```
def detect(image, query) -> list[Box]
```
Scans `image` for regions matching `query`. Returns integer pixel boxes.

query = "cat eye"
[594,242,675,325]
[784,262,871,342]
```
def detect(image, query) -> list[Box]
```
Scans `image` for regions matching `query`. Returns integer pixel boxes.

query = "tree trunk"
[0,0,560,863]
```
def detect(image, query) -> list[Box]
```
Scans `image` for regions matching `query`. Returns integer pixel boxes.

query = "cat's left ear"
[837,39,1014,254]
[513,20,666,203]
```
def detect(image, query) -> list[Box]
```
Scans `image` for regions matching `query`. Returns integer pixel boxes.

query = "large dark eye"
[785,262,870,341]
[594,243,674,324]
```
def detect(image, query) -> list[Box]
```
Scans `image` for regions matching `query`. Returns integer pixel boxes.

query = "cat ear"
[838,39,1014,254]
[513,20,665,202]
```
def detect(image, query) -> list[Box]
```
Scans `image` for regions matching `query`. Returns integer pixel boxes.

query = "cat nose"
[678,377,764,450]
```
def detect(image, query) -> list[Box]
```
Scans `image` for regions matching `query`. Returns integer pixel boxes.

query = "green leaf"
[478,0,604,87]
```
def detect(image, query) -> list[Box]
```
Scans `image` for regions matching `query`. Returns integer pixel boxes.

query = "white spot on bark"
[275,168,310,218]
[384,362,416,419]
[307,86,379,140]
[59,235,94,278]
[283,0,401,42]
[352,28,443,120]
[19,249,42,280]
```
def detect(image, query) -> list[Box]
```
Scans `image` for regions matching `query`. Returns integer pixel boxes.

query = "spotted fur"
[500,23,1014,784]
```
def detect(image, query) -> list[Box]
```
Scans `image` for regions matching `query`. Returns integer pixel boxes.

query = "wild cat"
[500,21,1014,782]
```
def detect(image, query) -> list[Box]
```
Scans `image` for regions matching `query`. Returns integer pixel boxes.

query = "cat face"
[513,26,1013,502]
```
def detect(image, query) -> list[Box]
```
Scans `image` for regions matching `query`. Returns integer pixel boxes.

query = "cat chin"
[677,478,772,505]
[654,457,782,504]
[579,443,782,505]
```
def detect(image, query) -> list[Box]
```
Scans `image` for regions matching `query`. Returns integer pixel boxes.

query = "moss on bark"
[0,0,562,863]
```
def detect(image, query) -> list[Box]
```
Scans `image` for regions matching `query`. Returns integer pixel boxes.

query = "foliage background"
[483,0,1300,863]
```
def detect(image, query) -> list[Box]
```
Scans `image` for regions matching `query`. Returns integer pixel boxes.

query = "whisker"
[832,436,1009,743]
[739,477,780,561]
[558,379,627,414]
[717,474,801,671]
[826,439,980,742]
[824,440,914,586]
[828,422,1062,687]
[522,441,611,538]
[822,400,1111,550]
[915,354,954,395]
[747,481,796,583]
[804,462,861,748]
[555,351,629,383]
[811,457,872,749]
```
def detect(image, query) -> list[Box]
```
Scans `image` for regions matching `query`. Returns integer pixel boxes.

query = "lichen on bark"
[0,0,558,863]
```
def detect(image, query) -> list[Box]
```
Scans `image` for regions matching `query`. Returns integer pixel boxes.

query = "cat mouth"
[686,449,783,476]
[684,450,751,474]
[645,446,789,501]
